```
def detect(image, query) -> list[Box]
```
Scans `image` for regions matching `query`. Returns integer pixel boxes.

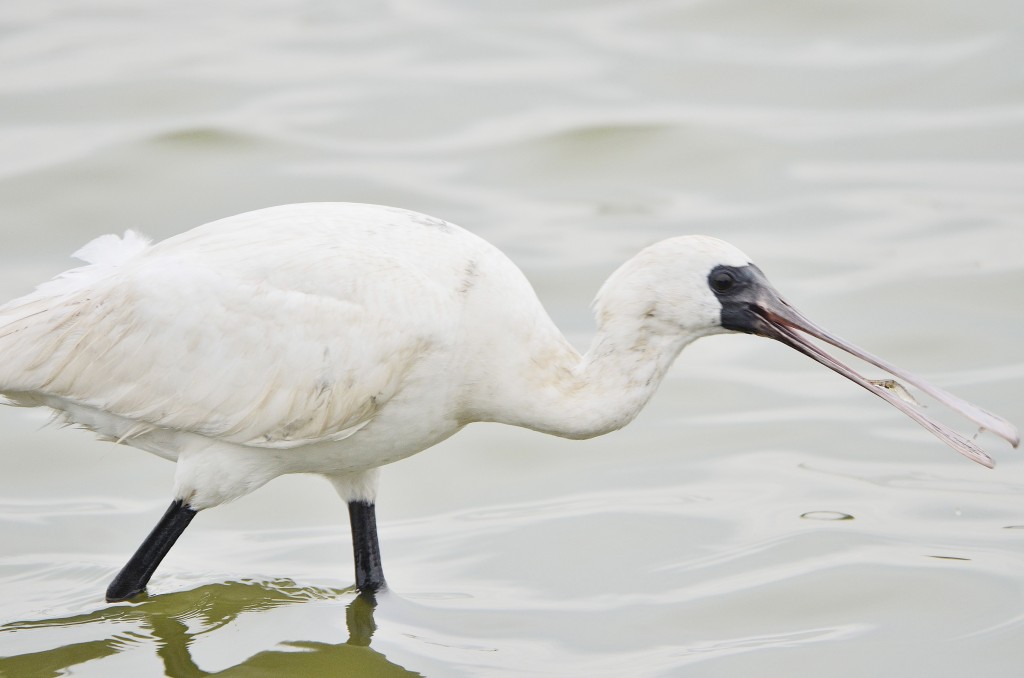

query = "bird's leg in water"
[348,500,386,592]
[106,499,198,602]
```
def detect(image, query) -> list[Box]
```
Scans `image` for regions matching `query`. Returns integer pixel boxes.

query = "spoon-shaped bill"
[714,264,1019,467]
[762,298,1017,467]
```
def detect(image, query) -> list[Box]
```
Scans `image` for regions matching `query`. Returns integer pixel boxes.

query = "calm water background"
[1,1,1023,676]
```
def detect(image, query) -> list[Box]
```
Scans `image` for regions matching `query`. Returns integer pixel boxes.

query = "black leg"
[348,500,386,593]
[106,499,197,602]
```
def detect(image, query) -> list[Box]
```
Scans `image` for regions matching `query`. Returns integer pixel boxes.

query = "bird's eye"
[710,269,737,294]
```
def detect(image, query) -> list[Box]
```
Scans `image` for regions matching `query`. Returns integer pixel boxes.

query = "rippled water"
[2,1,1023,676]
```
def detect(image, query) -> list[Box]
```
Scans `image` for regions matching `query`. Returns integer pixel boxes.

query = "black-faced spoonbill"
[0,203,1017,602]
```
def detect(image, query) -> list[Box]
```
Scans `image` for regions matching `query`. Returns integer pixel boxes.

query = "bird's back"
[0,203,525,455]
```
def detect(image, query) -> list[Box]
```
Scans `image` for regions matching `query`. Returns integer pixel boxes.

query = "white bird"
[0,203,1017,602]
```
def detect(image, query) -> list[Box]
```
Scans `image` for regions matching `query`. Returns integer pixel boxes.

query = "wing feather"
[0,226,450,448]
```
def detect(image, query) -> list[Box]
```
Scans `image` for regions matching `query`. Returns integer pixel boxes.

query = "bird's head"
[596,235,1019,465]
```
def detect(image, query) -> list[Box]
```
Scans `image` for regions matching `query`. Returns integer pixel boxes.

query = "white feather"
[0,204,756,507]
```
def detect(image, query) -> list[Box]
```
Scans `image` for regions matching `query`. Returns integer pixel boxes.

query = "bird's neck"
[476,316,699,439]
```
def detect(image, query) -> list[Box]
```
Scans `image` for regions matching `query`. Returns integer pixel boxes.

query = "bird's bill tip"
[749,293,1017,468]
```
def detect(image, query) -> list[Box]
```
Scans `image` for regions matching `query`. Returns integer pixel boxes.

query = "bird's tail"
[1,230,150,320]
[0,230,152,399]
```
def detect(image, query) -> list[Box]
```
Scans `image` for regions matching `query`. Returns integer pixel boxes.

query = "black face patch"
[708,264,773,335]
[707,264,763,298]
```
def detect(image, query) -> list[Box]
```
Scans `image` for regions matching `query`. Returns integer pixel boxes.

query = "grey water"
[1,1,1023,676]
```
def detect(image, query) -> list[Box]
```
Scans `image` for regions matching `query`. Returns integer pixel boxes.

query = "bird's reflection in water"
[0,580,422,677]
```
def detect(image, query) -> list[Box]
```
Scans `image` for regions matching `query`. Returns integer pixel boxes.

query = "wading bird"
[0,203,1017,602]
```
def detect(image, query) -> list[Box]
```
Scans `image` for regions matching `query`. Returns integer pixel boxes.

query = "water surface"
[1,1,1023,676]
